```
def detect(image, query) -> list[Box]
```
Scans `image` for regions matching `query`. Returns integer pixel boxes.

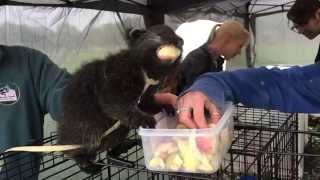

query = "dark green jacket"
[0,45,70,152]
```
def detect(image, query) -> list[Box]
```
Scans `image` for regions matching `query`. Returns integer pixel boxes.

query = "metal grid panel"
[1,106,318,180]
[226,106,299,179]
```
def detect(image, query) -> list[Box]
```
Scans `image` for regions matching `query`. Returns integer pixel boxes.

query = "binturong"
[5,24,183,174]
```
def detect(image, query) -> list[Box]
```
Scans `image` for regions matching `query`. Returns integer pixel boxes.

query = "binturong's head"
[127,25,183,79]
[208,20,249,60]
[287,0,320,40]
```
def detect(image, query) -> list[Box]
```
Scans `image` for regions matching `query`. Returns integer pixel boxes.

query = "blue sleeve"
[187,64,320,113]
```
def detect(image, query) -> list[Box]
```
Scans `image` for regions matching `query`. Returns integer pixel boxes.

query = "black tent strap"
[147,0,216,14]
[0,0,151,15]
[250,1,294,16]
[0,0,214,15]
[0,1,297,18]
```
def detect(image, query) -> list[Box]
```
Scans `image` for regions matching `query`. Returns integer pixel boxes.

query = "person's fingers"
[193,100,208,128]
[205,100,221,124]
[176,94,197,128]
[178,109,197,128]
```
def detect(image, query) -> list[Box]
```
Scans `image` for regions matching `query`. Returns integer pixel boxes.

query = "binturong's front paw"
[79,162,104,174]
[140,116,156,128]
[129,116,156,129]
[73,154,103,174]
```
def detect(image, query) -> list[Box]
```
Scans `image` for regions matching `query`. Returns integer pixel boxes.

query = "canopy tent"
[0,0,293,24]
[1,0,310,68]
[1,0,249,15]
[0,1,318,179]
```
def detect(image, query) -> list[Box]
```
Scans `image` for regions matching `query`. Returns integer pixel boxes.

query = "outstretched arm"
[189,64,320,113]
[177,64,320,128]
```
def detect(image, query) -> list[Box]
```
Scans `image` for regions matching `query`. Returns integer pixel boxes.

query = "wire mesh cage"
[226,106,300,179]
[0,105,319,180]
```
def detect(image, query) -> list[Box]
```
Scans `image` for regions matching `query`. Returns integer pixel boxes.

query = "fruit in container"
[149,156,165,169]
[153,140,178,159]
[165,153,183,171]
[196,135,220,154]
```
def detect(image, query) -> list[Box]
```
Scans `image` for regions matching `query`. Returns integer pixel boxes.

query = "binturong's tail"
[5,145,82,152]
[4,121,122,153]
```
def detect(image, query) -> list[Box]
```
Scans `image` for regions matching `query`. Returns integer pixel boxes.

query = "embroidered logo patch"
[0,84,20,105]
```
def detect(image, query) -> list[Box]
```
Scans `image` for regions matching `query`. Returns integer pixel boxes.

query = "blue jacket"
[188,63,320,113]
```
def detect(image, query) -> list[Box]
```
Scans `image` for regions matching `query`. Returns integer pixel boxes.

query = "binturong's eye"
[156,45,181,62]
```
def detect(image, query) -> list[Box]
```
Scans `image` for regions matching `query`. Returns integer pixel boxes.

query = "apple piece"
[149,156,165,169]
[176,123,188,129]
[196,135,220,154]
[154,140,178,159]
[209,154,221,172]
[165,153,183,171]
[197,153,214,172]
[220,127,233,150]
[157,45,181,61]
[176,139,199,172]
[208,123,217,128]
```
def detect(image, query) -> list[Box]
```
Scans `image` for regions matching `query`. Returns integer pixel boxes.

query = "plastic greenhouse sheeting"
[0,6,145,72]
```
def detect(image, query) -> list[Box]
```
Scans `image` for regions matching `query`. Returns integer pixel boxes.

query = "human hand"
[154,92,178,108]
[176,91,221,128]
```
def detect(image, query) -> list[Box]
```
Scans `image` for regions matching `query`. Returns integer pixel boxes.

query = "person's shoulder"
[3,45,46,57]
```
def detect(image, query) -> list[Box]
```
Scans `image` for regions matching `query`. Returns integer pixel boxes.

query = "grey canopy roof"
[1,0,296,67]
[2,0,293,17]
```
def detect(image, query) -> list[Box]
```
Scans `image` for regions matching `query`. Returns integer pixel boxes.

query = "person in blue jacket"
[176,0,320,128]
[0,45,70,179]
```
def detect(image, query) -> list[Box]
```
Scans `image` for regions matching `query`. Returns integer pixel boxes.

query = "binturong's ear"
[126,28,146,46]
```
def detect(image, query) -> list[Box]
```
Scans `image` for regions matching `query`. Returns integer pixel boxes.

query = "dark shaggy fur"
[58,25,183,173]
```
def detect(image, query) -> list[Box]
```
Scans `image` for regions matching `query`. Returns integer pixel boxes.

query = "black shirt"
[315,43,320,64]
[177,43,224,94]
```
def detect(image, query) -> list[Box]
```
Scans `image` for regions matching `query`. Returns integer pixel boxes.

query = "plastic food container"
[138,102,234,173]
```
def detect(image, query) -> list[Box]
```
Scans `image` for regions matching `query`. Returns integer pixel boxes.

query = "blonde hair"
[214,20,249,44]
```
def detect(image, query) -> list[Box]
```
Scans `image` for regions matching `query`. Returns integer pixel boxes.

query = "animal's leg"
[59,137,104,174]
[71,151,104,174]
[99,126,131,154]
[138,85,176,116]
[99,126,141,168]
[137,85,162,114]
[99,126,141,157]
[103,106,156,129]
[124,107,156,128]
[108,139,141,157]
